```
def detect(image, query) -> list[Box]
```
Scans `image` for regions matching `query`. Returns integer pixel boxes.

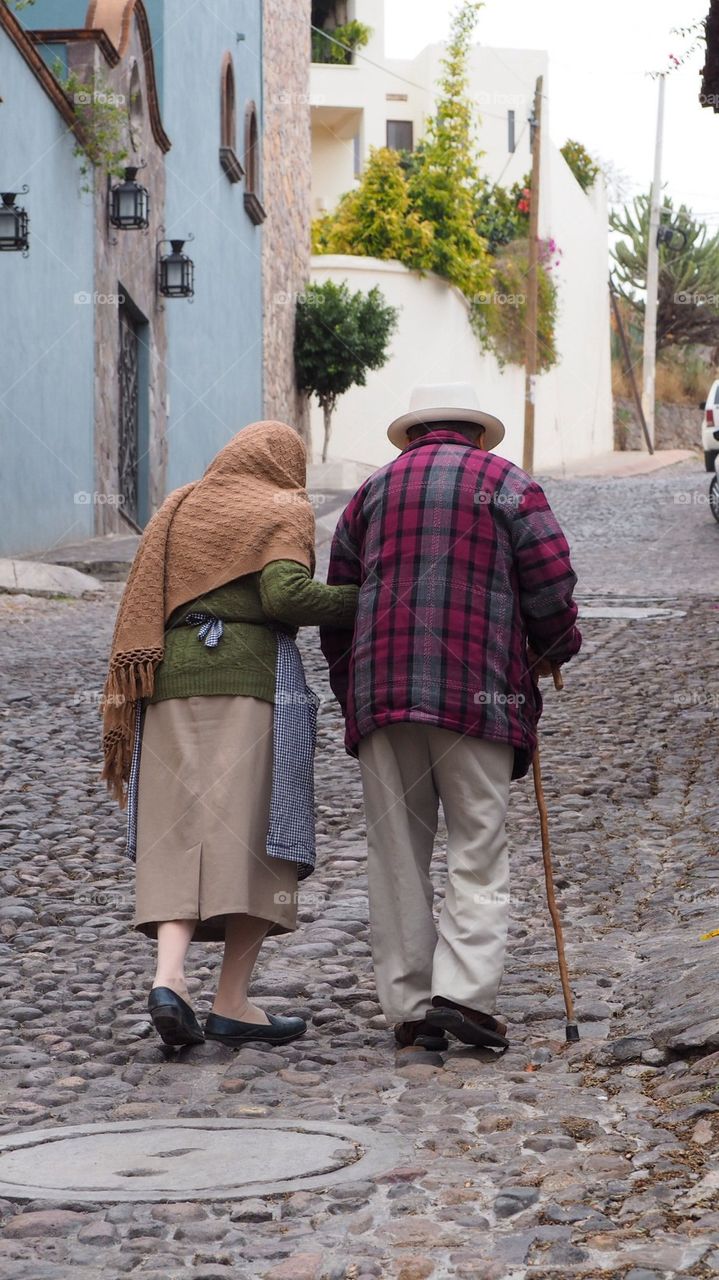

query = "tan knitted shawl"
[101,420,315,804]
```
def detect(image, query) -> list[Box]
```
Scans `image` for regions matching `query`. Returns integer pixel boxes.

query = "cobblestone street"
[0,460,718,1279]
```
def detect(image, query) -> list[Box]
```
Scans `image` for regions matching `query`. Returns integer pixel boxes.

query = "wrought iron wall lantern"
[109,165,149,230]
[157,234,195,299]
[0,188,30,255]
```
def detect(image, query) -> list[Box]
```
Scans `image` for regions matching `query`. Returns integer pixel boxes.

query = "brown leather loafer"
[425,996,509,1050]
[394,1017,449,1053]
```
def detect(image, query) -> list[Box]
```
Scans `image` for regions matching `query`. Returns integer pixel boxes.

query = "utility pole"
[522,75,542,474]
[641,73,665,449]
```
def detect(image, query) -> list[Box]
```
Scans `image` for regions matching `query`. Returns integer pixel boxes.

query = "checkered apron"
[125,616,319,879]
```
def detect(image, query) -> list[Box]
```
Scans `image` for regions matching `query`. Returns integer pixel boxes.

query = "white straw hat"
[387,382,505,452]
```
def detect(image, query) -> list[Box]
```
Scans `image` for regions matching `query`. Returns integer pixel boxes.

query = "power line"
[310,25,519,124]
[490,121,530,189]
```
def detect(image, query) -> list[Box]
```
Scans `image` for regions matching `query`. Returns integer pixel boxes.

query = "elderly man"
[320,384,581,1057]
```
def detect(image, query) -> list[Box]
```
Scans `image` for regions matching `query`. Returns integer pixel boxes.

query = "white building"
[309,0,613,472]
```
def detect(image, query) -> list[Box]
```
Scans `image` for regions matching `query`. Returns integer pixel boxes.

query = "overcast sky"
[384,0,715,225]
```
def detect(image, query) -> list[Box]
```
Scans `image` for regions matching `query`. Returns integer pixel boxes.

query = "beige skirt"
[133,695,299,941]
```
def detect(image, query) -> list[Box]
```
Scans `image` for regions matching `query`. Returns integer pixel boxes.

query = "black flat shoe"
[204,1010,307,1047]
[148,986,205,1047]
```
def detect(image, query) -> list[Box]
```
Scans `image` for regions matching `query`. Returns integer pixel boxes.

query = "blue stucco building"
[0,0,267,553]
[142,0,265,489]
[0,4,96,553]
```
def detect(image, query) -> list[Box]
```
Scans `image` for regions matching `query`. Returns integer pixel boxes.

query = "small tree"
[295,280,398,463]
[405,0,491,299]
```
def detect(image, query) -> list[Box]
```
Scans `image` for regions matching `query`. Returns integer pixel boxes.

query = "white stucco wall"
[309,254,612,472]
[312,110,359,213]
[533,151,613,468]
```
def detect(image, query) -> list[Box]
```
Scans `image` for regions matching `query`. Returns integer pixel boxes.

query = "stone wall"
[83,24,168,535]
[614,397,702,453]
[262,0,312,441]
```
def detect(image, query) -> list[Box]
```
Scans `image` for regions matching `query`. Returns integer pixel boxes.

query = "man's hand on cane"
[528,646,563,687]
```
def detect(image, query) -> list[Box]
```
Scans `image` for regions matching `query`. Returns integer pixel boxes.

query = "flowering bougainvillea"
[539,237,563,271]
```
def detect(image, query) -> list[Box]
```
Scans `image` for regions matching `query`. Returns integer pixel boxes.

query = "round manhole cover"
[0,1119,408,1202]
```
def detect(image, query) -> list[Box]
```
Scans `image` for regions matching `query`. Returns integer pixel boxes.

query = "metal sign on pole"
[522,76,542,474]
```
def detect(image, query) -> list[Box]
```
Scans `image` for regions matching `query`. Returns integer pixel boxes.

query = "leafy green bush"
[560,140,600,193]
[312,147,434,270]
[311,20,372,64]
[475,177,530,254]
[471,239,558,372]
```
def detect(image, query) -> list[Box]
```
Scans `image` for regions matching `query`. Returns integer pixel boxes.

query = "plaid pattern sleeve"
[319,432,581,779]
[506,477,581,666]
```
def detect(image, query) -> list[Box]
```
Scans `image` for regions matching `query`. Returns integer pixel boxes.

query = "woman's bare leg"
[153,920,195,1003]
[212,913,270,1024]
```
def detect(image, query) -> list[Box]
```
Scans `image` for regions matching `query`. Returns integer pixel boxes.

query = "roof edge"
[29,28,121,67]
[0,3,83,133]
[85,0,171,152]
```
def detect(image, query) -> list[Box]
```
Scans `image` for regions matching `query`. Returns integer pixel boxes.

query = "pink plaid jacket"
[320,430,581,778]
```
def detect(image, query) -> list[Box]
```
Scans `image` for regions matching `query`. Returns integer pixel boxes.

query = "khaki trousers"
[358,723,513,1023]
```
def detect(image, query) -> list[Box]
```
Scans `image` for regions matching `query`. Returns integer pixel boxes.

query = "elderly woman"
[102,421,357,1049]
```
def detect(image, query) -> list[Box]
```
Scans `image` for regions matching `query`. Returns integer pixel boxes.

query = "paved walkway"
[0,460,717,1278]
[541,449,697,479]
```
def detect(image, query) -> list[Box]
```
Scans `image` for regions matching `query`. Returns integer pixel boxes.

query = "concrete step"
[0,558,103,598]
[35,534,140,581]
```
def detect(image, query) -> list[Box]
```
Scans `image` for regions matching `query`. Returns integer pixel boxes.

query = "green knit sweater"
[150,560,357,705]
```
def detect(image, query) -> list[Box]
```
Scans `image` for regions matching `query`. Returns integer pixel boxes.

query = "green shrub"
[471,239,558,372]
[560,139,600,193]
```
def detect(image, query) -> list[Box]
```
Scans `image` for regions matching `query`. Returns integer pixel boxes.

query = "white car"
[701,380,719,470]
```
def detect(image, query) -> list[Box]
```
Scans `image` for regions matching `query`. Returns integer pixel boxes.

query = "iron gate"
[118,305,139,523]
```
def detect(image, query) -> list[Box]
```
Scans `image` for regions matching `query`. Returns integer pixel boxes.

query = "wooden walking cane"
[532,666,580,1042]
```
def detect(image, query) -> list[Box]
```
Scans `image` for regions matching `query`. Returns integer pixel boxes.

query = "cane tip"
[565,1023,580,1042]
